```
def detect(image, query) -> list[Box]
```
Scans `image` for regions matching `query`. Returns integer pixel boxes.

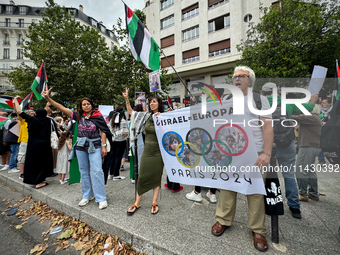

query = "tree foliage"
[5,0,172,109]
[237,0,340,92]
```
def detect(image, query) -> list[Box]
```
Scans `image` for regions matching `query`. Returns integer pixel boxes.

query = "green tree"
[237,0,340,92]
[5,0,172,109]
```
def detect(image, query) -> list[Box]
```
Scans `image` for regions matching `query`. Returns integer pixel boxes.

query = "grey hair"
[233,66,256,87]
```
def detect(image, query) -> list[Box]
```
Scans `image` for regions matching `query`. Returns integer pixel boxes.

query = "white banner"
[154,101,266,195]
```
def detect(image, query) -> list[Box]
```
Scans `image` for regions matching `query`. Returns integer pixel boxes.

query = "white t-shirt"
[244,95,272,152]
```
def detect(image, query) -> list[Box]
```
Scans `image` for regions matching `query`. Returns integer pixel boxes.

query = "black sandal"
[127,204,140,216]
[151,203,159,215]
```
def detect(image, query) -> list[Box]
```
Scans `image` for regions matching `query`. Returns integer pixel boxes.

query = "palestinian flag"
[0,95,15,111]
[125,3,160,71]
[167,95,172,106]
[336,60,340,100]
[31,62,48,101]
[20,92,33,111]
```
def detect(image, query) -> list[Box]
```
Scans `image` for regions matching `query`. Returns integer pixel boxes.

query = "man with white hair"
[260,82,318,219]
[211,66,273,252]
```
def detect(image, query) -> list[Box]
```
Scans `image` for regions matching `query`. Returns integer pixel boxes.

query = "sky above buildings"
[11,0,145,30]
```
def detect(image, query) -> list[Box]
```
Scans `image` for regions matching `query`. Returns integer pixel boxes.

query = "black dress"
[20,110,54,185]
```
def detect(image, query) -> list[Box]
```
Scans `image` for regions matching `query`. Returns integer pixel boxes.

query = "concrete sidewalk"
[0,164,339,255]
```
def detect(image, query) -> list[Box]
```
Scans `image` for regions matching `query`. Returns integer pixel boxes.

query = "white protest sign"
[154,101,266,195]
[99,105,114,117]
[9,122,20,137]
[308,65,328,95]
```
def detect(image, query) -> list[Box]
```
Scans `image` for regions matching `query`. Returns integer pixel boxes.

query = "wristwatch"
[102,144,107,147]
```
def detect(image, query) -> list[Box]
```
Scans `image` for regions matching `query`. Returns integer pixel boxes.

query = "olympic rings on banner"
[176,142,200,168]
[202,139,232,167]
[185,127,212,156]
[162,131,184,156]
[215,124,249,156]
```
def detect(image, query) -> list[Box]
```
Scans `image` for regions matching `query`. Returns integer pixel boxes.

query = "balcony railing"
[0,68,11,74]
[3,56,10,59]
[17,41,23,46]
[3,40,10,46]
[0,22,30,28]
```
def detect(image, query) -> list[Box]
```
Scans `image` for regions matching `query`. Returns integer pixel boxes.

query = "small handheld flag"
[167,95,173,106]
[31,62,48,101]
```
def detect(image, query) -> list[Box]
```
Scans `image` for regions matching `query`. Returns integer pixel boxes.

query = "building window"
[19,19,24,28]
[109,31,114,38]
[161,54,174,68]
[208,0,229,10]
[32,19,38,23]
[209,39,230,57]
[91,19,97,28]
[182,26,199,42]
[182,48,199,64]
[6,5,13,14]
[209,14,230,33]
[19,6,27,14]
[100,25,106,33]
[161,34,174,48]
[17,49,23,59]
[17,34,23,46]
[3,34,10,46]
[3,49,10,59]
[182,3,199,20]
[5,18,11,27]
[161,15,174,30]
[244,14,252,22]
[161,0,174,10]
[111,42,114,51]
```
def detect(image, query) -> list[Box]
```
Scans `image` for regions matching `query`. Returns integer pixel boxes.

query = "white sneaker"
[113,176,126,181]
[131,179,135,184]
[186,190,203,202]
[8,168,20,173]
[78,196,95,207]
[99,201,108,210]
[0,165,9,171]
[206,191,217,203]
[108,175,114,180]
[60,180,68,185]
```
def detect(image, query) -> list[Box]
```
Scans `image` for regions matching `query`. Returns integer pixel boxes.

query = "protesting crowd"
[0,65,335,252]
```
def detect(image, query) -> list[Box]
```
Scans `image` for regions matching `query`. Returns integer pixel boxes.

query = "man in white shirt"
[211,66,273,252]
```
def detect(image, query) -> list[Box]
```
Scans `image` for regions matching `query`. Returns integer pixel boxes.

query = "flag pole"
[159,48,193,98]
[333,59,339,107]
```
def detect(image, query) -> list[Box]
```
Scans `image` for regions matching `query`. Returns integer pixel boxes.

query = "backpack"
[320,115,340,164]
[271,104,295,148]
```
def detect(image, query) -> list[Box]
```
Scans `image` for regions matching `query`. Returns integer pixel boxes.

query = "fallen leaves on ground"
[30,244,48,254]
[8,195,146,255]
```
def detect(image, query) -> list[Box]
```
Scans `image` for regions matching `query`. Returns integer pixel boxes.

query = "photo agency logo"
[199,83,313,128]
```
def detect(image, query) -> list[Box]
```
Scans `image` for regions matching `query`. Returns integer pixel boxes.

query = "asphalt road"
[0,182,82,255]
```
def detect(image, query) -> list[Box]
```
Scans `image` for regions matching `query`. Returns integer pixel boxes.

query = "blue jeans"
[275,141,300,209]
[9,143,19,169]
[76,148,106,202]
[318,150,324,162]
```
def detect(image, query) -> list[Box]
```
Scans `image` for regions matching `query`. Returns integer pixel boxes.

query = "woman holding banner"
[42,86,112,210]
[123,88,164,215]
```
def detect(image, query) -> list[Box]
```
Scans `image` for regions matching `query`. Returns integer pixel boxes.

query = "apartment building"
[0,1,119,93]
[143,0,280,103]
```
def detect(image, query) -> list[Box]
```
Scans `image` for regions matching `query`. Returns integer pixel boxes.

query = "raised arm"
[122,87,133,115]
[41,85,72,117]
[12,96,22,115]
